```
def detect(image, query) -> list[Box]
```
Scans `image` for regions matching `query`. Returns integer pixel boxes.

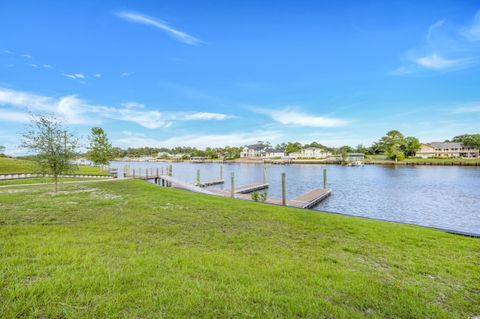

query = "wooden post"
[196,169,200,186]
[230,172,235,198]
[323,169,327,190]
[263,166,267,183]
[133,168,136,178]
[156,168,159,177]
[281,173,286,206]
[169,165,173,176]
[161,167,164,175]
[220,165,223,180]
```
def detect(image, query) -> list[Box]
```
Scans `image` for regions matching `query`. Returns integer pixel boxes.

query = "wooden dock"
[197,179,224,187]
[234,182,269,194]
[287,188,331,208]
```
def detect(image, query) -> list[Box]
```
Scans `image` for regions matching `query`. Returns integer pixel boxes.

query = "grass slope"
[0,180,479,318]
[0,157,108,175]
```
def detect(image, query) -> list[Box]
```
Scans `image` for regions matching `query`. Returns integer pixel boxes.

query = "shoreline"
[114,158,480,166]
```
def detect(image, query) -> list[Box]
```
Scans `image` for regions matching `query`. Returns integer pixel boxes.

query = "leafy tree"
[285,142,302,154]
[451,134,480,150]
[86,127,113,165]
[21,114,78,192]
[402,136,421,157]
[379,130,406,160]
[0,145,5,154]
[355,144,368,154]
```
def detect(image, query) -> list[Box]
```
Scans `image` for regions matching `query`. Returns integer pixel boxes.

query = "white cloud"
[414,53,465,70]
[115,11,202,45]
[254,107,349,127]
[30,64,38,68]
[93,73,101,78]
[43,64,52,68]
[461,11,480,41]
[121,72,130,77]
[177,112,234,120]
[122,102,145,109]
[64,73,86,81]
[117,130,283,148]
[393,11,480,75]
[2,50,12,54]
[0,87,234,129]
[21,54,32,58]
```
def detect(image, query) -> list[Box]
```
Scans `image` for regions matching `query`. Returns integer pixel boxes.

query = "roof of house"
[265,148,284,153]
[429,142,463,149]
[245,144,268,151]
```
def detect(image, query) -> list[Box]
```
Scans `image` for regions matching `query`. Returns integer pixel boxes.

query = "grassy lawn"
[403,157,480,164]
[0,157,109,175]
[0,180,479,318]
[0,177,111,186]
[364,155,480,165]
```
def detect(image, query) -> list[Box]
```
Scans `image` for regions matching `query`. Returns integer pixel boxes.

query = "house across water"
[416,142,479,158]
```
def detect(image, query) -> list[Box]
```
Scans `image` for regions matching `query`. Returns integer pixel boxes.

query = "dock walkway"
[287,188,331,208]
[197,179,224,187]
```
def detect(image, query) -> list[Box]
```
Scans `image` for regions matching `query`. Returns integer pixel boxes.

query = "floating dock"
[234,182,269,194]
[197,179,224,187]
[287,188,331,208]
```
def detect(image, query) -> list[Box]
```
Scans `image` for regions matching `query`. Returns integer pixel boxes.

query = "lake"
[111,161,480,235]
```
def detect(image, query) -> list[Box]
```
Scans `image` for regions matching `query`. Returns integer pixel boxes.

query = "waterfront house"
[416,142,479,158]
[264,148,285,158]
[240,144,267,158]
[301,147,332,159]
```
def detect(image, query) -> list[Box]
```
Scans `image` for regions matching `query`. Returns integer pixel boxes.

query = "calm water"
[111,161,480,234]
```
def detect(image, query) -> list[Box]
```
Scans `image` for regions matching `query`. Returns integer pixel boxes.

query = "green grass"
[0,157,109,175]
[0,177,111,186]
[403,157,480,164]
[364,155,480,164]
[0,180,479,318]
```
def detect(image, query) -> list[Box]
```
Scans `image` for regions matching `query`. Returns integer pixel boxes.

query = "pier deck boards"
[197,179,224,187]
[234,183,269,194]
[288,188,331,208]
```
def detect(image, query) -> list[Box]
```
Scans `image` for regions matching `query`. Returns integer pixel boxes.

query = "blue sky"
[1,0,480,154]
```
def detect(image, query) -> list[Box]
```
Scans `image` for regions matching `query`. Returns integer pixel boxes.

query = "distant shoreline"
[113,158,480,166]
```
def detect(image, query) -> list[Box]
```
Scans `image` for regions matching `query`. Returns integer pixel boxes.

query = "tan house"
[416,142,479,158]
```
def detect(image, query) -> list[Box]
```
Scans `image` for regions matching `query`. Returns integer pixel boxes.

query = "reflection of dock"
[197,179,224,187]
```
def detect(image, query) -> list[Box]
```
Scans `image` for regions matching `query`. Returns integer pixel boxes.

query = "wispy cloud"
[0,87,234,128]
[451,103,480,114]
[461,11,480,41]
[117,130,283,148]
[253,107,349,127]
[414,53,468,70]
[121,72,130,77]
[93,73,101,78]
[393,11,480,75]
[115,11,203,45]
[43,64,52,69]
[21,54,32,59]
[177,112,235,121]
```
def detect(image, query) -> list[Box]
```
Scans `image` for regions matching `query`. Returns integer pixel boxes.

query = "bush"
[251,192,259,202]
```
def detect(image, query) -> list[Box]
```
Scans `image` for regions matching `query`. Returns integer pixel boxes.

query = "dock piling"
[220,165,223,180]
[263,166,267,183]
[196,169,200,186]
[133,168,136,178]
[281,173,286,206]
[323,169,327,190]
[230,172,235,198]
